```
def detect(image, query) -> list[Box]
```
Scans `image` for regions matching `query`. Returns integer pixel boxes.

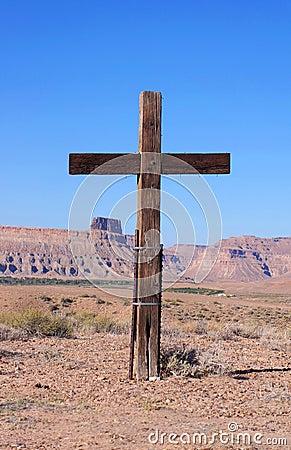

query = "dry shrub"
[0,324,27,341]
[72,312,128,334]
[0,309,73,338]
[0,309,129,339]
[161,327,186,339]
[182,319,212,335]
[260,327,291,352]
[209,323,290,353]
[198,343,229,375]
[161,345,199,377]
[161,343,228,378]
[194,320,208,335]
[208,323,264,341]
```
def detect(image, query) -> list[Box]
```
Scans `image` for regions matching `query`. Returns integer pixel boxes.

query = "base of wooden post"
[149,376,161,381]
[130,243,163,381]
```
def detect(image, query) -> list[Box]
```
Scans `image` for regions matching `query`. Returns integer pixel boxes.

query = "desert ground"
[0,279,290,449]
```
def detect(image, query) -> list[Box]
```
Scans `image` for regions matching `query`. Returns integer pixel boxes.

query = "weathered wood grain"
[69,153,139,174]
[129,229,139,380]
[69,152,230,175]
[162,153,230,174]
[135,91,162,381]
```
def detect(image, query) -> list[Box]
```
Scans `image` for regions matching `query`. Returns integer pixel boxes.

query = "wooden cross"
[69,91,230,381]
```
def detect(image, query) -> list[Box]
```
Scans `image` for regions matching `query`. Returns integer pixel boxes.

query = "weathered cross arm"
[69,153,230,175]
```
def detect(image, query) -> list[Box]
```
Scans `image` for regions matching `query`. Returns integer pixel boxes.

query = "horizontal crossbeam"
[69,153,230,175]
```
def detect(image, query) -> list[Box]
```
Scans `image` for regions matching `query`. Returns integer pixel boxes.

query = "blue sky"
[0,0,290,244]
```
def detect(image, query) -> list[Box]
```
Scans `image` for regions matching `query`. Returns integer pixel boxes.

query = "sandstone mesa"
[0,217,290,282]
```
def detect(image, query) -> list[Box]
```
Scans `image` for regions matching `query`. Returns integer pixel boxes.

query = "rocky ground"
[0,280,290,449]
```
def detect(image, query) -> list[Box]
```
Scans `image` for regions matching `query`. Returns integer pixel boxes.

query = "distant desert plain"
[0,220,290,449]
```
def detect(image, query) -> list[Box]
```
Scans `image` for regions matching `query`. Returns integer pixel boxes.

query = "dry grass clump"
[71,312,128,334]
[161,343,228,378]
[0,309,73,338]
[206,323,290,353]
[211,323,263,341]
[0,324,27,341]
[198,343,229,375]
[182,319,263,340]
[0,308,129,340]
[260,327,290,352]
[161,345,199,377]
[189,319,289,342]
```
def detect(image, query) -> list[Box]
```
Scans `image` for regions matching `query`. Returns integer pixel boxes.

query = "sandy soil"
[0,281,290,449]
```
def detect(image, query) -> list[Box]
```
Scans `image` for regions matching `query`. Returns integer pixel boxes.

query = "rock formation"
[164,236,291,282]
[0,218,132,280]
[90,217,122,234]
[0,218,290,282]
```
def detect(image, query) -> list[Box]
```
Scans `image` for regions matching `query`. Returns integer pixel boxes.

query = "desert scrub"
[39,295,52,302]
[161,343,228,378]
[61,297,74,307]
[0,324,27,341]
[0,309,73,338]
[163,298,183,307]
[260,327,291,353]
[72,312,128,334]
[207,323,263,341]
[161,345,199,377]
[78,293,97,298]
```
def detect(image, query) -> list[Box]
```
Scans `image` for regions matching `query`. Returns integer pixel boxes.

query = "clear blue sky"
[0,0,290,244]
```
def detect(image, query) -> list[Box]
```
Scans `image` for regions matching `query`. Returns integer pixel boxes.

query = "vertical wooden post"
[129,229,139,380]
[135,91,162,380]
